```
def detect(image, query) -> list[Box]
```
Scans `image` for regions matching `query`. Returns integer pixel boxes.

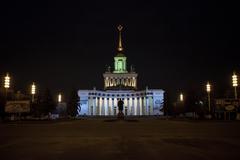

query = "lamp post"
[180,93,184,102]
[31,82,36,102]
[206,82,211,113]
[4,73,10,98]
[58,93,62,103]
[232,72,238,99]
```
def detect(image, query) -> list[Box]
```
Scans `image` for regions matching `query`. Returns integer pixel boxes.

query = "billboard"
[5,100,31,113]
[215,99,239,111]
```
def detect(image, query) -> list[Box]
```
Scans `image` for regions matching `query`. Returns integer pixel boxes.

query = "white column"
[124,98,127,115]
[132,78,135,87]
[91,97,94,115]
[102,98,105,116]
[93,97,96,115]
[104,98,107,116]
[106,79,108,87]
[149,97,153,115]
[143,97,146,116]
[131,98,134,115]
[141,97,144,115]
[133,98,137,115]
[137,98,140,115]
[117,79,119,86]
[146,97,149,115]
[89,97,92,115]
[127,98,130,116]
[99,98,102,116]
[96,98,100,116]
[116,98,119,115]
[129,97,133,115]
[139,97,142,116]
[114,98,118,115]
[110,79,112,86]
[107,98,110,116]
[111,98,114,115]
[88,97,90,115]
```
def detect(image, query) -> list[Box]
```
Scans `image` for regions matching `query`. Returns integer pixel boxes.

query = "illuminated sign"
[5,101,30,113]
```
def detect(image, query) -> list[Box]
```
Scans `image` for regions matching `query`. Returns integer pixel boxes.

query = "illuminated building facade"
[78,25,164,116]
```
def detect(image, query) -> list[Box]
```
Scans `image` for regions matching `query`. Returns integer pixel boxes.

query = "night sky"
[0,1,239,100]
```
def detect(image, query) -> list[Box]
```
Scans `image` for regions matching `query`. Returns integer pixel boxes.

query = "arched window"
[117,60,123,71]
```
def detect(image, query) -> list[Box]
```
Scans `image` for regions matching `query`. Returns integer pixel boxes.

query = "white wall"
[78,91,89,115]
[78,89,164,116]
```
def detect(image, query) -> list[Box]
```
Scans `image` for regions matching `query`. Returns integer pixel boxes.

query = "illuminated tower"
[113,25,127,73]
[103,25,138,90]
[78,25,165,116]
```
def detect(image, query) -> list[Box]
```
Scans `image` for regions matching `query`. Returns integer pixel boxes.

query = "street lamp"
[4,73,10,98]
[206,82,211,113]
[31,82,36,102]
[180,93,184,102]
[58,93,62,103]
[232,72,238,99]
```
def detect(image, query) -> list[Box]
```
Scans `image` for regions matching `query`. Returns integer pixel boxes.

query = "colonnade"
[104,77,137,88]
[87,96,153,116]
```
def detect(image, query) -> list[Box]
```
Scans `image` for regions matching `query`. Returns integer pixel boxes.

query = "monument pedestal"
[117,99,124,119]
[117,111,124,119]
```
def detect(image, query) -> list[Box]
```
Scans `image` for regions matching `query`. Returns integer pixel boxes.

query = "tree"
[163,91,174,116]
[67,89,79,117]
[184,88,205,118]
[0,92,6,120]
[173,101,185,115]
[31,94,42,116]
[34,88,56,116]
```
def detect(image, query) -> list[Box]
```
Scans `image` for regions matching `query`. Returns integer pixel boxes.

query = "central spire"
[114,25,127,73]
[117,25,123,52]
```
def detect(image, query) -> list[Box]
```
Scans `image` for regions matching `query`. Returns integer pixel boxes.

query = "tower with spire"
[78,25,164,116]
[103,25,138,90]
[113,25,127,73]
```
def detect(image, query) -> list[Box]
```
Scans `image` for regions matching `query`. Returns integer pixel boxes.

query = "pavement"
[1,118,240,160]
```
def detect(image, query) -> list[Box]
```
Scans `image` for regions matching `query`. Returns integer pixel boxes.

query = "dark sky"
[0,0,239,100]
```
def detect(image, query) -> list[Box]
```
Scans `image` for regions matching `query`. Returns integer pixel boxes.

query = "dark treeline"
[0,88,79,120]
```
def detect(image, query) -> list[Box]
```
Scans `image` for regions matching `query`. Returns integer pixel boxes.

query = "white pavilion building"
[78,25,164,116]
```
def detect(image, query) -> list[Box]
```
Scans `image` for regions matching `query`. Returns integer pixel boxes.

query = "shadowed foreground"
[1,119,240,160]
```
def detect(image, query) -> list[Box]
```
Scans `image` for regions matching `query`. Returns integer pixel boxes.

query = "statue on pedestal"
[117,99,124,119]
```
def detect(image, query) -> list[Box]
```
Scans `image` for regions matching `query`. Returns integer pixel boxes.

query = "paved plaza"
[1,118,240,160]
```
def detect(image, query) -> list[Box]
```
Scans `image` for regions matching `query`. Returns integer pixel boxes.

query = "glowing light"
[206,82,211,113]
[4,73,10,89]
[232,73,238,87]
[232,72,238,99]
[180,93,183,101]
[117,61,123,71]
[206,82,211,93]
[114,57,127,73]
[31,82,36,95]
[58,93,62,103]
